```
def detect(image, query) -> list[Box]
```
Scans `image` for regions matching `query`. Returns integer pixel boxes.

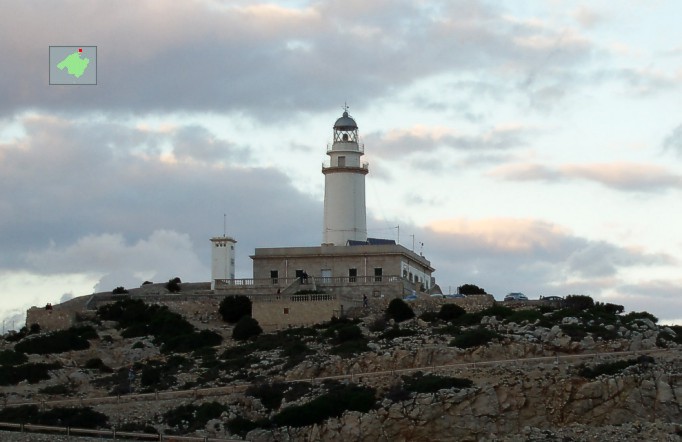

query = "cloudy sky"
[1,0,681,328]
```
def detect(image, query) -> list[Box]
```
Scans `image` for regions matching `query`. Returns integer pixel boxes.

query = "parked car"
[444,293,466,299]
[541,295,563,301]
[430,294,445,299]
[504,292,528,301]
[403,294,418,301]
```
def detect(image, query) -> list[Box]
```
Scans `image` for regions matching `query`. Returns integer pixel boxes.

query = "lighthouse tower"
[322,107,368,245]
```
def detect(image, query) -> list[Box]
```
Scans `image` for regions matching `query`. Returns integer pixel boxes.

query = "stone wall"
[253,297,342,331]
[25,307,76,332]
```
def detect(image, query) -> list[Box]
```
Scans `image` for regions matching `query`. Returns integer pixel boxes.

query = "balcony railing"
[214,275,402,289]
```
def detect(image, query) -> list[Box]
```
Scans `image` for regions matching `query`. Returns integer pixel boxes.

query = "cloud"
[0,113,322,274]
[25,230,207,291]
[420,217,669,300]
[0,0,595,118]
[663,124,682,156]
[365,124,530,158]
[490,161,682,192]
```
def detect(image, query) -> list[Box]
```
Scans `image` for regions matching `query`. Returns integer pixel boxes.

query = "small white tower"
[210,235,237,290]
[322,107,368,245]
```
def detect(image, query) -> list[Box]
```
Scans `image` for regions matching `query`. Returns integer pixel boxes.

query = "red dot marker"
[78,48,83,53]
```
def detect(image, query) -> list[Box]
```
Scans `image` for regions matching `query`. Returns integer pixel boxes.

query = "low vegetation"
[386,298,415,323]
[0,405,107,428]
[579,355,655,379]
[219,295,252,323]
[14,326,97,355]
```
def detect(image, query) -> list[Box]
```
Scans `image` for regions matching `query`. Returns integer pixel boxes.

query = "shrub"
[579,356,655,379]
[368,317,388,332]
[386,299,415,323]
[402,372,474,393]
[384,383,411,402]
[233,316,262,341]
[112,286,129,294]
[83,358,113,373]
[449,327,500,349]
[164,402,227,432]
[14,326,97,355]
[165,278,181,293]
[506,309,544,324]
[458,284,486,295]
[141,281,153,286]
[334,324,363,343]
[623,311,658,324]
[379,325,417,340]
[246,382,287,410]
[329,339,369,356]
[160,329,222,354]
[0,405,106,428]
[227,416,262,437]
[419,311,439,323]
[479,305,514,320]
[438,304,466,322]
[272,384,375,428]
[564,295,595,311]
[39,383,75,396]
[0,350,28,366]
[219,295,252,323]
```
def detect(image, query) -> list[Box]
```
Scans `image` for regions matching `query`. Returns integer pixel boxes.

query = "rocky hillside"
[1,295,681,441]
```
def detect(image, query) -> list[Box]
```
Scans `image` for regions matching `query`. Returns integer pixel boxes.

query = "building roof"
[334,111,357,131]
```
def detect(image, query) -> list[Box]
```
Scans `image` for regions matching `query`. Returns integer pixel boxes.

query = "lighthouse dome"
[334,111,357,131]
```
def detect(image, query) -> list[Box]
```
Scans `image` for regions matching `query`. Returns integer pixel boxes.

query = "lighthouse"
[322,107,368,245]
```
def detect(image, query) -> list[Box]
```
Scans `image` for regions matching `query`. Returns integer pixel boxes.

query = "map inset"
[49,46,97,85]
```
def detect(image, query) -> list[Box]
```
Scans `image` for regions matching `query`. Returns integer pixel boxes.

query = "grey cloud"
[0,114,322,278]
[0,0,595,119]
[172,125,247,163]
[417,219,668,300]
[663,124,682,156]
[491,162,682,192]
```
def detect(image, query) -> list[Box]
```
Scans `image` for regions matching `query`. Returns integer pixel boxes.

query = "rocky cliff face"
[2,297,681,441]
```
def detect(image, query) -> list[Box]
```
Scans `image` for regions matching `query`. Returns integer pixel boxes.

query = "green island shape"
[56,52,90,79]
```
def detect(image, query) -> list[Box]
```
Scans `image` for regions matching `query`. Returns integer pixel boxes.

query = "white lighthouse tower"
[322,107,368,245]
[210,235,236,290]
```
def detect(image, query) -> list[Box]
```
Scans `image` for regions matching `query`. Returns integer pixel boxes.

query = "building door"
[348,268,357,283]
[374,267,383,282]
[270,270,278,285]
[321,269,332,283]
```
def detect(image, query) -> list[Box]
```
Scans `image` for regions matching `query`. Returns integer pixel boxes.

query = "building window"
[283,308,289,315]
[409,272,413,282]
[231,245,234,250]
[338,156,346,167]
[270,270,278,285]
[403,269,408,278]
[348,268,357,283]
[230,259,235,265]
[374,267,383,282]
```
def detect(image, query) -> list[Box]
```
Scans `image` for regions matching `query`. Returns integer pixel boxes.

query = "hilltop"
[1,293,681,441]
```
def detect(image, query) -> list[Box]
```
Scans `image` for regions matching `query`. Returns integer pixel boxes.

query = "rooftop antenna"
[223,214,226,237]
[343,102,349,113]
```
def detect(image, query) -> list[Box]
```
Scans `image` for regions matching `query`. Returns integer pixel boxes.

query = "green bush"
[0,349,28,366]
[458,284,486,295]
[272,384,375,428]
[564,295,595,311]
[227,416,263,437]
[83,357,113,373]
[233,316,263,341]
[160,329,222,354]
[39,383,75,396]
[219,295,252,323]
[449,327,500,349]
[329,338,369,356]
[334,324,363,343]
[368,316,388,332]
[246,382,287,410]
[164,401,227,432]
[379,325,417,340]
[438,304,466,322]
[165,278,181,293]
[0,405,107,428]
[418,311,439,323]
[386,299,415,323]
[623,311,658,324]
[402,372,474,393]
[506,309,544,324]
[579,355,655,379]
[479,305,514,320]
[112,286,128,294]
[14,326,97,355]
